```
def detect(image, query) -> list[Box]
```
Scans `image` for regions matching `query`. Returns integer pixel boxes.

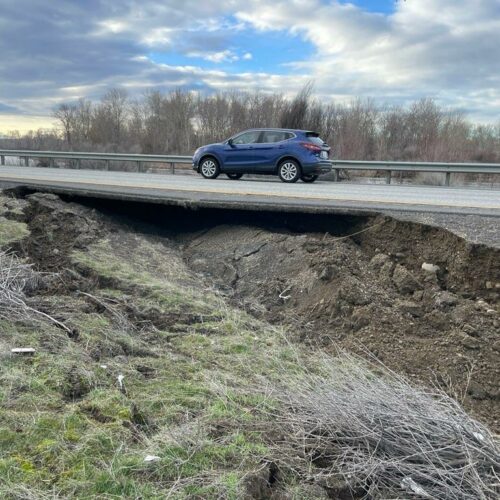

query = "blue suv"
[192,128,332,183]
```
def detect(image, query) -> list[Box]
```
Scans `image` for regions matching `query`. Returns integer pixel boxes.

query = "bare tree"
[5,87,496,165]
[279,82,314,129]
[53,103,77,145]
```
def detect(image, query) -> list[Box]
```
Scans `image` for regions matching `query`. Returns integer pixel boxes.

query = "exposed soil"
[180,219,500,430]
[4,190,500,432]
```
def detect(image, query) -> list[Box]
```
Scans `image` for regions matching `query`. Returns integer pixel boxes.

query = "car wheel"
[278,160,301,183]
[226,173,243,180]
[200,157,220,179]
[301,174,318,183]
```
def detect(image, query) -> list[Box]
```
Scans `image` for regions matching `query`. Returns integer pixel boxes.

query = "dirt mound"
[181,219,499,430]
[16,192,104,275]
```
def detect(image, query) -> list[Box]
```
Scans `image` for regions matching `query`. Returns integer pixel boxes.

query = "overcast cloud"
[0,0,499,129]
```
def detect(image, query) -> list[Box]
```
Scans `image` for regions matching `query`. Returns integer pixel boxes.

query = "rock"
[369,253,391,269]
[351,307,372,330]
[492,339,500,352]
[422,262,440,273]
[475,299,493,312]
[424,310,450,332]
[434,291,458,308]
[485,281,493,289]
[398,300,424,318]
[458,332,480,350]
[339,278,372,305]
[392,264,422,294]
[468,382,488,400]
[319,266,334,281]
[461,324,479,338]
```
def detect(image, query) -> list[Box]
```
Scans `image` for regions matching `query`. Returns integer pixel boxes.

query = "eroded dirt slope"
[1,190,498,498]
[180,219,499,429]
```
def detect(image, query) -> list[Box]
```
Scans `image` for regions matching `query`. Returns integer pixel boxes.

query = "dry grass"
[267,349,500,499]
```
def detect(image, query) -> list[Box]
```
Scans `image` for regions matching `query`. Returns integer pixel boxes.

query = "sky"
[0,0,499,132]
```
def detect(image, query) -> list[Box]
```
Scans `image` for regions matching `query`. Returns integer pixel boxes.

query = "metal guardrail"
[0,149,499,186]
[330,159,500,185]
[0,149,192,175]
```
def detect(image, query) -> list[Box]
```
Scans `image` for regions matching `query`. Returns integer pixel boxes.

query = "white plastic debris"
[100,365,108,369]
[401,477,431,498]
[117,374,125,390]
[144,455,161,463]
[422,263,440,273]
[11,348,36,355]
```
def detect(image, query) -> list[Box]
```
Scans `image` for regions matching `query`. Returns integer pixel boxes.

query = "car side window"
[261,131,294,143]
[231,131,261,145]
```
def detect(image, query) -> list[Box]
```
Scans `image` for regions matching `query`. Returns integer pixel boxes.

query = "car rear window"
[261,131,294,143]
[306,132,326,146]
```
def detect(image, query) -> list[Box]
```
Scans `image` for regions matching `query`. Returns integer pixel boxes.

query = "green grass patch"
[0,217,29,247]
[0,225,317,498]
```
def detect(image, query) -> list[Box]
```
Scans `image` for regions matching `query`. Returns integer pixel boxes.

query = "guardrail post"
[76,159,81,169]
[385,170,392,184]
[0,155,4,166]
[49,158,55,168]
[445,172,451,186]
[24,156,29,167]
[334,168,340,182]
[105,160,110,171]
[170,162,175,175]
[137,161,142,173]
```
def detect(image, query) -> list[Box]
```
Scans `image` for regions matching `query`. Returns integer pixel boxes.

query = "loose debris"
[10,347,36,355]
[272,352,500,499]
[0,249,71,334]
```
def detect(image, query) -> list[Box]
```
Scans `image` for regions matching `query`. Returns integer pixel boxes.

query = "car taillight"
[300,142,322,153]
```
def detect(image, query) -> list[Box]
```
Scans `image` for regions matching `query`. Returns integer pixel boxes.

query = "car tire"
[301,174,318,183]
[226,173,243,180]
[278,159,301,183]
[200,157,220,179]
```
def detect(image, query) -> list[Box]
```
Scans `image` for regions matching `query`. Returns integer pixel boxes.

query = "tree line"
[2,86,499,163]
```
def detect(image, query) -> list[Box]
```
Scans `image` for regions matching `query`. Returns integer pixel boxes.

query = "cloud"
[235,0,500,121]
[0,103,20,114]
[187,49,240,63]
[0,0,498,126]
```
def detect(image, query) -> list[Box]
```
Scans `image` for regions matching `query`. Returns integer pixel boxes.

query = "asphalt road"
[0,166,499,217]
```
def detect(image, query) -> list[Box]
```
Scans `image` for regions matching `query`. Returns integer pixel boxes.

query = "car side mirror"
[227,138,234,147]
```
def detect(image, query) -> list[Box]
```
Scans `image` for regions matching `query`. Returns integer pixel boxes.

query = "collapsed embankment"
[0,190,498,498]
[179,215,500,429]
